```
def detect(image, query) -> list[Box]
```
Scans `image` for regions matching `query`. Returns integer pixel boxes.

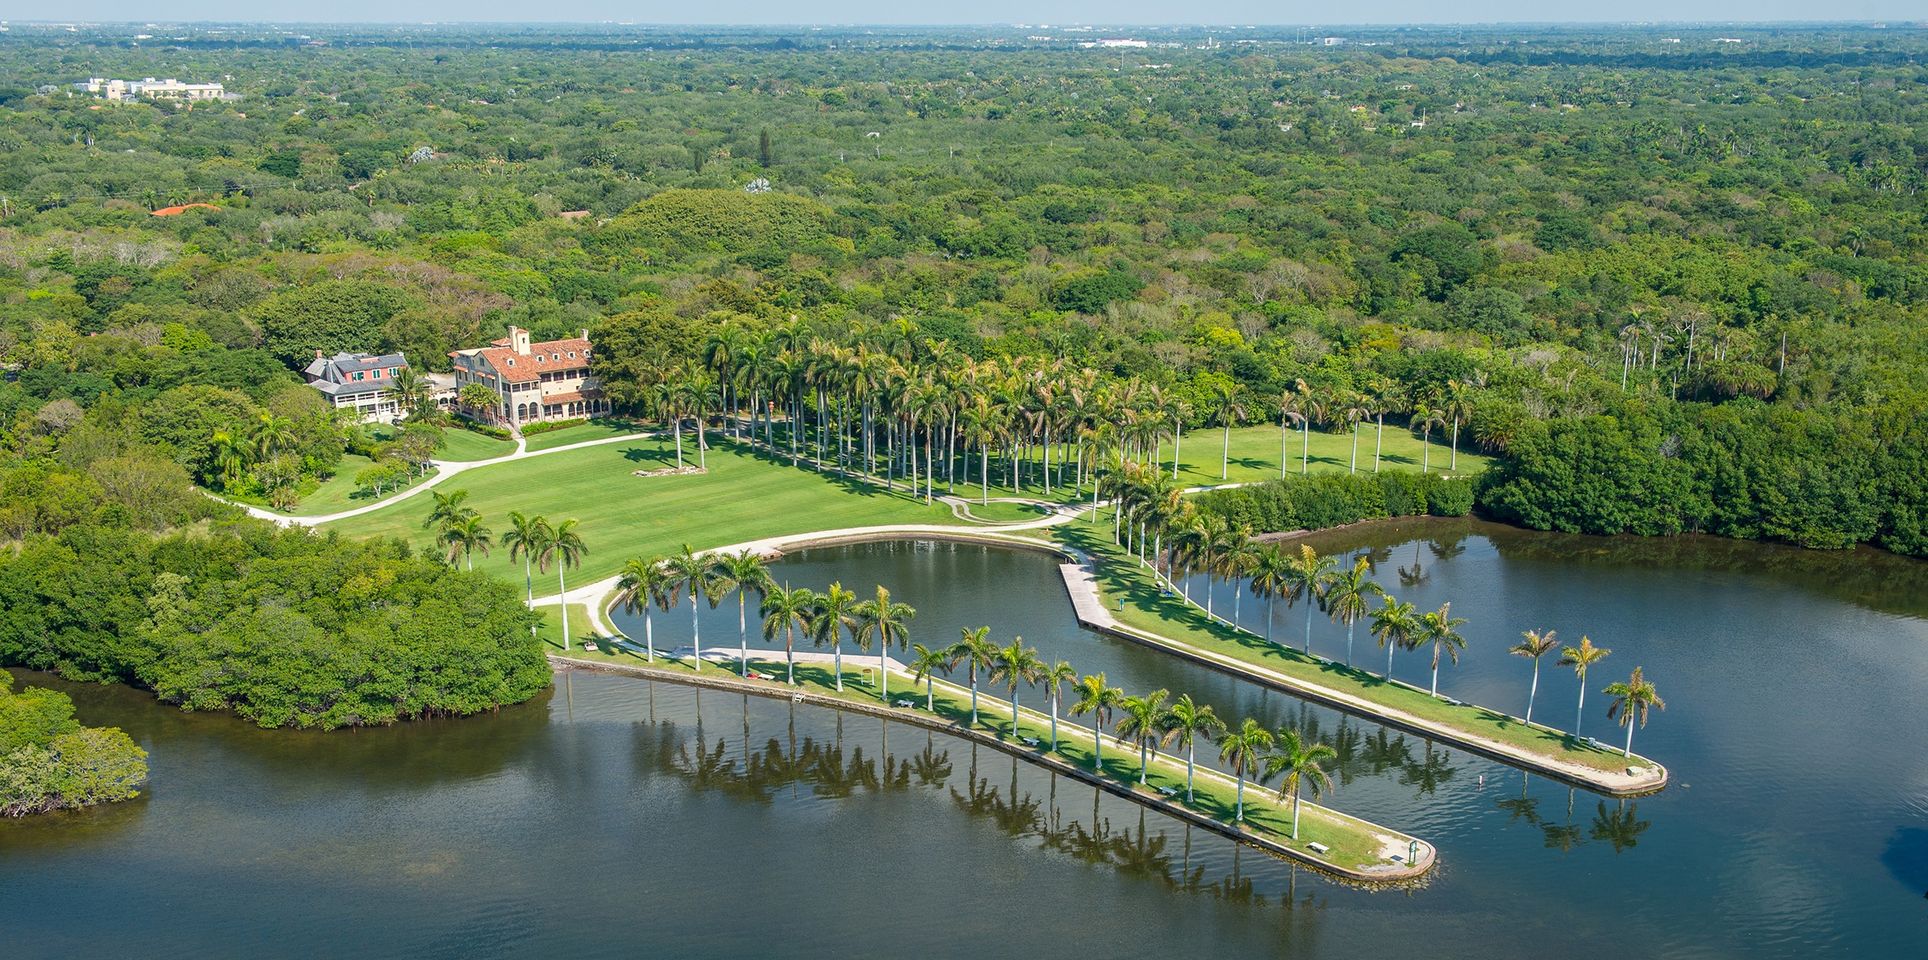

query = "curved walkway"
[551,652,1436,884]
[549,517,1079,637]
[1056,564,1668,796]
[233,430,651,528]
[550,517,1665,797]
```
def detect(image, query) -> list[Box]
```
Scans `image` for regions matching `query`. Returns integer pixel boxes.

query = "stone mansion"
[450,326,609,427]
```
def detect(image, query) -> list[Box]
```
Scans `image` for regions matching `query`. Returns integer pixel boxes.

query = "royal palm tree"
[854,584,916,704]
[1116,689,1170,785]
[617,557,675,662]
[759,583,815,685]
[1041,660,1077,750]
[1603,667,1665,758]
[439,513,492,571]
[1369,594,1419,679]
[1510,629,1560,726]
[989,638,1044,739]
[1323,555,1378,667]
[950,626,997,727]
[1218,718,1275,823]
[1208,381,1248,481]
[1559,636,1612,740]
[1159,694,1224,803]
[1070,672,1124,772]
[536,518,586,651]
[908,642,955,711]
[665,546,717,670]
[502,511,550,630]
[1247,544,1293,644]
[1284,545,1337,653]
[1264,727,1337,840]
[712,551,774,676]
[1418,602,1468,697]
[811,581,859,691]
[422,489,474,534]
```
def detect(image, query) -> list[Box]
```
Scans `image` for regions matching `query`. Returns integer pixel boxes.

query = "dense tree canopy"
[0,22,1922,556]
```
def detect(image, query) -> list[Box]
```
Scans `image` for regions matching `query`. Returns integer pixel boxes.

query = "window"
[353,371,364,381]
[506,358,514,366]
[536,355,545,363]
[568,351,577,359]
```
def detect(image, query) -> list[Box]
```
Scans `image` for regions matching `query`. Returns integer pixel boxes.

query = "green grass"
[553,639,1413,875]
[521,417,649,452]
[252,454,436,517]
[329,436,964,585]
[1048,515,1648,776]
[961,500,1047,523]
[746,420,1483,506]
[436,427,517,461]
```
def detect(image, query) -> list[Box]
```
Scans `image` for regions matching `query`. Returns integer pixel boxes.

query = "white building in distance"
[73,77,226,102]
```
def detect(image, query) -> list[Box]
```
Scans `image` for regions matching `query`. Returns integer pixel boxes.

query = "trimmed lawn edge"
[1049,524,1669,796]
[550,651,1437,885]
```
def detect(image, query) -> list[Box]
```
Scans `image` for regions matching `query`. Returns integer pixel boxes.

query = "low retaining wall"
[1057,563,1668,797]
[551,654,1435,885]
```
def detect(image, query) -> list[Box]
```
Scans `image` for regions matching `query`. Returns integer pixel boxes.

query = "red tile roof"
[150,203,219,217]
[461,336,594,384]
[543,391,588,405]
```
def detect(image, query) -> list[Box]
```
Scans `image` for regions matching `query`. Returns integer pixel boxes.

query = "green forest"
[2,23,1920,558]
[0,20,1921,755]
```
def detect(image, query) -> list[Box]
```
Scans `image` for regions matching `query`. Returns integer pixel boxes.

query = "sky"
[5,3,1922,25]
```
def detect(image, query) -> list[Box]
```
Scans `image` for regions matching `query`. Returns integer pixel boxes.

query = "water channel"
[5,520,1925,957]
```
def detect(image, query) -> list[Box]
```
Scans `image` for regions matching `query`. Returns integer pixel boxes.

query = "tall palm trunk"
[738,594,749,676]
[557,568,570,651]
[1623,717,1636,757]
[643,608,656,662]
[1233,766,1246,821]
[832,632,842,691]
[783,624,796,685]
[523,558,535,636]
[1291,787,1304,838]
[689,589,702,672]
[1373,415,1384,472]
[1349,422,1358,474]
[1575,681,1588,739]
[1049,692,1060,749]
[968,665,979,726]
[1525,661,1541,725]
[1091,717,1103,769]
[1221,422,1231,480]
[980,446,990,505]
[879,646,889,704]
[1301,420,1309,474]
[1185,739,1197,802]
[1346,620,1356,666]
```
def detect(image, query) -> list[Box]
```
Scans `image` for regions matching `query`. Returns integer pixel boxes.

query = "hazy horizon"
[4,4,1923,28]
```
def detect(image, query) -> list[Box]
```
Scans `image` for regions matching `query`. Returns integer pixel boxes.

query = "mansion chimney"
[509,326,531,355]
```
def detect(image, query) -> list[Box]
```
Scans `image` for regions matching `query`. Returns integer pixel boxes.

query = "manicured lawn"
[436,427,517,461]
[1048,515,1646,776]
[744,420,1483,506]
[257,454,434,517]
[330,437,964,586]
[521,417,650,452]
[963,500,1047,523]
[553,640,1415,875]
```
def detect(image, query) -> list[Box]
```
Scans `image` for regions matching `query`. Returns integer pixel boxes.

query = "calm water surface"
[7,520,1927,958]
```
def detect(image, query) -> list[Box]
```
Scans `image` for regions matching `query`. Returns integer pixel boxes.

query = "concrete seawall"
[551,654,1437,885]
[1057,563,1668,797]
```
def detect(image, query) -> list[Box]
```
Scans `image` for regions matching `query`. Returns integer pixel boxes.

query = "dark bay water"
[8,521,1927,957]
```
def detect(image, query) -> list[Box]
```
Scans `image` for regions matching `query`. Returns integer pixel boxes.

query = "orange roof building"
[449,325,606,428]
[149,203,219,217]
